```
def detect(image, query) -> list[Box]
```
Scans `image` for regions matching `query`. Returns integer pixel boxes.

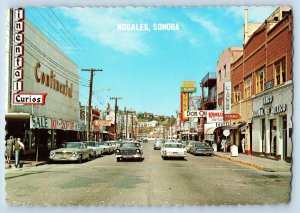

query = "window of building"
[218,70,221,82]
[244,75,252,98]
[256,68,265,93]
[274,58,286,86]
[224,65,226,77]
[233,86,240,103]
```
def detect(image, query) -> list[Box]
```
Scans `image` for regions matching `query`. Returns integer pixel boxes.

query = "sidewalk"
[5,160,47,169]
[214,152,291,172]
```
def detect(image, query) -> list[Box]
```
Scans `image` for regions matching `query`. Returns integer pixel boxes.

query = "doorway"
[282,115,288,161]
[270,119,277,157]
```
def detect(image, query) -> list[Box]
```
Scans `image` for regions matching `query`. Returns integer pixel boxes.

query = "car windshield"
[86,142,95,147]
[100,142,110,146]
[164,143,184,148]
[110,142,116,145]
[120,143,140,148]
[195,143,210,148]
[65,143,81,149]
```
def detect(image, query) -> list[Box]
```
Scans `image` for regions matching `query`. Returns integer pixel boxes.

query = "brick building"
[231,7,292,162]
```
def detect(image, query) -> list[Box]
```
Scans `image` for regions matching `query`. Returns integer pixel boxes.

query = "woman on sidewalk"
[5,136,14,166]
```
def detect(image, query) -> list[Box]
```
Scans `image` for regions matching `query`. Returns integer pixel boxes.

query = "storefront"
[251,82,292,162]
[6,12,83,160]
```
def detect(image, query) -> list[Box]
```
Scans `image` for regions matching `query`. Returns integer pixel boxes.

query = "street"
[5,142,291,206]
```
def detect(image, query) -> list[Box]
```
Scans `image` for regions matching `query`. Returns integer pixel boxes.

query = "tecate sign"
[206,110,224,123]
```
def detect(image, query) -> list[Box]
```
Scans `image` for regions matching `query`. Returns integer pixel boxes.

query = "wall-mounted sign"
[206,110,224,123]
[223,81,231,114]
[12,8,47,105]
[93,120,111,130]
[181,87,196,93]
[182,81,196,88]
[264,79,274,91]
[252,95,287,117]
[184,110,206,118]
[30,115,85,131]
[181,92,189,121]
[223,113,240,121]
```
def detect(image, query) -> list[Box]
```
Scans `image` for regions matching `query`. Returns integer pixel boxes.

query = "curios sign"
[12,8,47,105]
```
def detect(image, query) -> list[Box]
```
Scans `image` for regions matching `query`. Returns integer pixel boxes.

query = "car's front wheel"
[116,157,121,162]
[78,155,82,163]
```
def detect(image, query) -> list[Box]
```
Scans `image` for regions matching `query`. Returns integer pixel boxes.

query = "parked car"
[154,138,164,150]
[190,142,214,156]
[84,141,103,158]
[161,142,187,160]
[49,142,91,163]
[108,140,118,151]
[185,140,198,153]
[99,141,115,154]
[115,141,144,162]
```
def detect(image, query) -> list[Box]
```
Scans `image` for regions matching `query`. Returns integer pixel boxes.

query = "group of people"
[218,136,245,154]
[5,136,25,168]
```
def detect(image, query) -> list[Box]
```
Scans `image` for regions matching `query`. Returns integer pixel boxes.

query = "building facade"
[6,11,83,160]
[231,7,292,161]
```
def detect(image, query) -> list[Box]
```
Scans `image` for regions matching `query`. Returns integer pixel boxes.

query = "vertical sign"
[12,8,25,104]
[224,81,232,114]
[180,92,189,121]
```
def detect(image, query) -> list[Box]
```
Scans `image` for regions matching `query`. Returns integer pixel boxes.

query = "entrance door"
[282,115,288,161]
[270,119,277,157]
[262,118,266,153]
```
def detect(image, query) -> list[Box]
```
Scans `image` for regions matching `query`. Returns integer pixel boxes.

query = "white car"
[84,141,103,158]
[161,142,187,160]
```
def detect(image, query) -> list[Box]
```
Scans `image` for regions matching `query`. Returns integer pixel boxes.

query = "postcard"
[4,6,292,206]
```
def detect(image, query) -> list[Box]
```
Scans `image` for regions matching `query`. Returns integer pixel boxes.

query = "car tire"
[116,157,121,162]
[162,156,166,160]
[78,155,82,163]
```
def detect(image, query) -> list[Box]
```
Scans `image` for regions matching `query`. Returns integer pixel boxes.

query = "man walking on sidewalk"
[14,138,25,168]
[241,137,245,154]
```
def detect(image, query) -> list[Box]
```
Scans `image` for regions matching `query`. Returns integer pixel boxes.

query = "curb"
[5,161,47,169]
[214,153,277,172]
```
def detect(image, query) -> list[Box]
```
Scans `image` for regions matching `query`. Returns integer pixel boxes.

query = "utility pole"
[124,109,135,139]
[110,97,123,140]
[81,68,103,140]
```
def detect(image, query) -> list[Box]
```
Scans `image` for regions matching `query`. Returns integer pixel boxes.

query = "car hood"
[52,148,81,152]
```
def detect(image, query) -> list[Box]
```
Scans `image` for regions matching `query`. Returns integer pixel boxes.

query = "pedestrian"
[241,137,245,154]
[14,138,25,168]
[5,136,14,166]
[221,138,226,153]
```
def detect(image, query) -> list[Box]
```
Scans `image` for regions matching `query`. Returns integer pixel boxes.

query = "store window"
[233,85,240,103]
[256,68,265,93]
[274,58,286,86]
[244,75,252,98]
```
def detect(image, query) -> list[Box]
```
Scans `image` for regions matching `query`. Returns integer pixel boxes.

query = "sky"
[25,6,276,116]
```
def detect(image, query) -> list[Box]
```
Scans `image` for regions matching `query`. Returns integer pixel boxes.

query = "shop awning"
[5,113,31,120]
[205,127,218,135]
[102,131,114,136]
[224,122,246,130]
[181,131,198,135]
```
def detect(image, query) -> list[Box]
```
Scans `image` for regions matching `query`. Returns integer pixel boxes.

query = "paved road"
[5,142,291,205]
